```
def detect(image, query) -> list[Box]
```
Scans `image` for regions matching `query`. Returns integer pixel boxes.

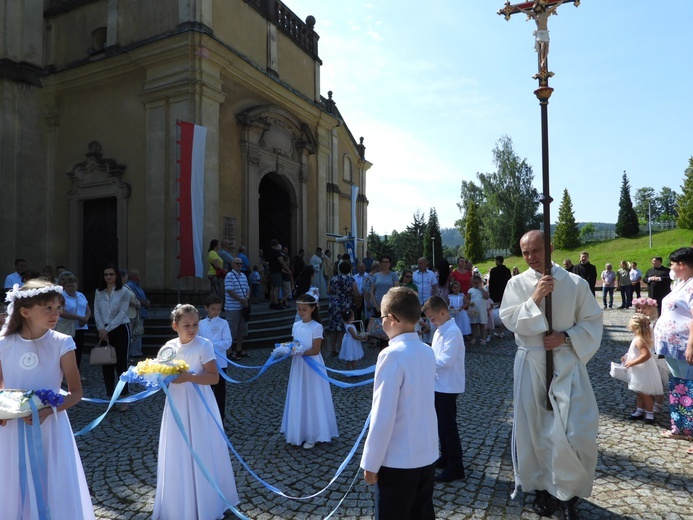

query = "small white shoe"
[479,340,486,346]
[303,442,315,450]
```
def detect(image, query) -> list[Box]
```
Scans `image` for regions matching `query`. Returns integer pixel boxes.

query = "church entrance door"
[82,197,118,298]
[259,173,292,254]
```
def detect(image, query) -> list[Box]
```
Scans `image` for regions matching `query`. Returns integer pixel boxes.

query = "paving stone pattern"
[70,301,693,519]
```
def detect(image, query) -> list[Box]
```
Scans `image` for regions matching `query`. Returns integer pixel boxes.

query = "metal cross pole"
[498,0,580,411]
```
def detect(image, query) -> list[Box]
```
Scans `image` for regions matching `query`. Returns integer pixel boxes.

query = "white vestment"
[500,264,603,501]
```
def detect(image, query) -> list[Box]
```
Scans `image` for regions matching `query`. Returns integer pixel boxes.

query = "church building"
[0,0,371,296]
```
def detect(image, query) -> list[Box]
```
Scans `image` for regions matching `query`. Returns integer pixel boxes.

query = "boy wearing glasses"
[361,287,438,520]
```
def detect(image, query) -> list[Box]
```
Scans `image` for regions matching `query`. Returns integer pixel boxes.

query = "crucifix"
[498,0,580,410]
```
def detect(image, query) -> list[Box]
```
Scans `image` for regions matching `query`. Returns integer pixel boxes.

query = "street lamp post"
[431,236,436,267]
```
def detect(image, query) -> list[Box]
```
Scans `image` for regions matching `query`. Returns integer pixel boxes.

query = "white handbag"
[609,362,630,383]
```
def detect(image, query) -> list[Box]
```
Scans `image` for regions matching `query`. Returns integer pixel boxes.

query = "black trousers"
[211,374,226,422]
[434,392,465,473]
[101,323,130,397]
[375,463,436,520]
[74,329,86,369]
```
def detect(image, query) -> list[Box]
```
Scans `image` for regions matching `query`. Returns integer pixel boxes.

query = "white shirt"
[361,332,438,471]
[629,268,642,283]
[353,272,371,294]
[431,318,466,394]
[199,316,232,369]
[412,269,437,304]
[4,272,22,289]
[94,288,130,332]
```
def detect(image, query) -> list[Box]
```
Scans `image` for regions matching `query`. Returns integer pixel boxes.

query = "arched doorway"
[259,173,292,254]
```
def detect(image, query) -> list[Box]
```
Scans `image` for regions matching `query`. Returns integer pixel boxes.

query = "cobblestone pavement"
[69,299,693,519]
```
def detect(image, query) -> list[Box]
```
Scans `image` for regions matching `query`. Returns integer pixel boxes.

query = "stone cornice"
[0,59,44,87]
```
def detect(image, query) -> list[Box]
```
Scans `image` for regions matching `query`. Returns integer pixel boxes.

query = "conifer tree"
[615,172,639,237]
[677,157,693,229]
[553,189,581,249]
[423,208,443,265]
[464,200,484,264]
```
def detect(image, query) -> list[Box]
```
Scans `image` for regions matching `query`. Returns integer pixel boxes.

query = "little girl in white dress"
[622,313,663,424]
[339,309,368,370]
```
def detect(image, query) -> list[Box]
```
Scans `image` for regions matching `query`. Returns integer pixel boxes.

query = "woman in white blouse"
[94,264,131,405]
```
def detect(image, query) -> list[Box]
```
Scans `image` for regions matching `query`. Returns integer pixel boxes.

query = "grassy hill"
[472,228,692,277]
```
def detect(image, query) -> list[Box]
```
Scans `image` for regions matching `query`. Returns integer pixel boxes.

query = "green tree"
[463,200,484,263]
[633,187,656,223]
[367,227,386,261]
[579,223,596,242]
[457,136,541,252]
[615,172,639,237]
[553,189,581,249]
[657,186,678,220]
[423,208,443,266]
[677,157,693,229]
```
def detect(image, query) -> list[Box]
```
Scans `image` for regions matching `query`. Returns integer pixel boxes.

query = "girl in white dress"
[622,313,663,424]
[153,304,239,519]
[339,309,368,369]
[0,280,95,519]
[281,294,338,449]
[448,281,471,335]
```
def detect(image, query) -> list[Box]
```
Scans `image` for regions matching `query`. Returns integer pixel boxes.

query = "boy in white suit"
[361,287,438,519]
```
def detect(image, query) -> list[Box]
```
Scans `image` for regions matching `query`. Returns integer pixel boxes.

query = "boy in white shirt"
[198,294,232,422]
[423,296,466,482]
[361,287,438,520]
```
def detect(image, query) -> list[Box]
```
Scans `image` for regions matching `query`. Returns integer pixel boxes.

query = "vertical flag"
[177,121,207,278]
[351,185,359,263]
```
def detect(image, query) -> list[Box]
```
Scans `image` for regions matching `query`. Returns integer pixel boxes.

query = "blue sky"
[288,0,693,236]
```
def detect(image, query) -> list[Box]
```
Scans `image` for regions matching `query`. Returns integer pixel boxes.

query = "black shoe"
[557,497,580,520]
[435,469,465,482]
[628,412,644,421]
[644,417,655,425]
[435,457,447,469]
[533,490,557,517]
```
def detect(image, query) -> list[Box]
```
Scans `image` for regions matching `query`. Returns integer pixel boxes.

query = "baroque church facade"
[0,0,371,296]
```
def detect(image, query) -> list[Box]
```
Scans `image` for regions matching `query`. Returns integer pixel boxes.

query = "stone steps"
[83,301,329,354]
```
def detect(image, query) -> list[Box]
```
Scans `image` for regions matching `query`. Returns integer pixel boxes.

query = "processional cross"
[498,0,580,410]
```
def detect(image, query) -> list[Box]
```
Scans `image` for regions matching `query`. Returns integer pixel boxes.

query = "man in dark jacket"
[489,256,512,305]
[573,251,597,295]
[644,256,672,314]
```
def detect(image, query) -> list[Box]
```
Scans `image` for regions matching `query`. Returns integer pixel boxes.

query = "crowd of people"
[2,238,693,520]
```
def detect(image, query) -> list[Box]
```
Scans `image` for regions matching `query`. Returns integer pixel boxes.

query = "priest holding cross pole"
[497,2,604,520]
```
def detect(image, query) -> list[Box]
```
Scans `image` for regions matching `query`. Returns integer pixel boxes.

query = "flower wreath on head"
[632,297,657,307]
[2,283,64,334]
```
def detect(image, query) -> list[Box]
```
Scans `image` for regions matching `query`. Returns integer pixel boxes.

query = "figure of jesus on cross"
[498,0,579,72]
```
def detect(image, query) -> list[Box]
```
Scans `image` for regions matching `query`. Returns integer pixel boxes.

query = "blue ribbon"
[302,356,374,388]
[158,376,250,520]
[16,401,52,519]
[323,364,376,377]
[216,354,289,384]
[193,383,372,500]
[74,380,130,436]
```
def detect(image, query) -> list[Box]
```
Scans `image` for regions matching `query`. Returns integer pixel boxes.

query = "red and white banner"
[176,121,207,278]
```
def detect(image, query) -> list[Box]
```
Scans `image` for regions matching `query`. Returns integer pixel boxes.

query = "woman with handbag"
[94,264,131,410]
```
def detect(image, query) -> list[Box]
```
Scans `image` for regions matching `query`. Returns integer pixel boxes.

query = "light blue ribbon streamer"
[216,354,289,384]
[16,401,51,520]
[74,380,128,436]
[323,364,376,377]
[193,383,372,501]
[302,356,374,388]
[158,376,250,520]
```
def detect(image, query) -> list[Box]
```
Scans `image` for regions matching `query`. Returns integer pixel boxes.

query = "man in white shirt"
[629,261,643,298]
[224,258,250,359]
[4,258,27,290]
[500,230,603,520]
[423,296,466,483]
[412,257,437,305]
